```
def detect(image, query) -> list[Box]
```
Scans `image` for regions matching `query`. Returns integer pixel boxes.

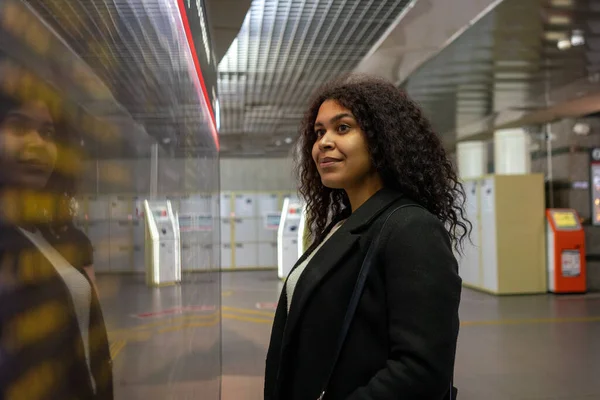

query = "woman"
[0,86,113,399]
[264,74,468,400]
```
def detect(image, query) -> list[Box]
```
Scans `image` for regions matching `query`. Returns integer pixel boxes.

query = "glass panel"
[0,0,221,398]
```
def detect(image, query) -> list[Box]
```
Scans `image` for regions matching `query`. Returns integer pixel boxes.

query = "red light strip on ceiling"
[176,0,219,150]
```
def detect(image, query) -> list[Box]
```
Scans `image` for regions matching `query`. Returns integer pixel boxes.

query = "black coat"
[264,189,461,400]
[0,224,113,400]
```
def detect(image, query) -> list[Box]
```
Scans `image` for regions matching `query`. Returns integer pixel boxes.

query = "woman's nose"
[23,128,46,146]
[318,133,334,151]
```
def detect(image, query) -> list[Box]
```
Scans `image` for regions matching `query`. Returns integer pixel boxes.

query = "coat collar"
[280,187,405,348]
[342,188,405,233]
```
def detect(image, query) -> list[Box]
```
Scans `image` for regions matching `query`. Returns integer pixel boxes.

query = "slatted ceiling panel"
[31,0,164,104]
[218,0,411,156]
[22,0,216,155]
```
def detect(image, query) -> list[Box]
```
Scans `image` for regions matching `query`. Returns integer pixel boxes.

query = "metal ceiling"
[353,0,502,91]
[402,0,600,148]
[218,0,412,156]
[4,0,217,158]
[204,0,252,63]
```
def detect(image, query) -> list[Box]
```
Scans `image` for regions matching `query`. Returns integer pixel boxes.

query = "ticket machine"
[277,197,305,279]
[144,200,182,286]
[546,209,586,293]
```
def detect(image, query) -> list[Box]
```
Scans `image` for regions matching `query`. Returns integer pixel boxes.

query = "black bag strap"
[318,204,415,399]
[317,203,456,400]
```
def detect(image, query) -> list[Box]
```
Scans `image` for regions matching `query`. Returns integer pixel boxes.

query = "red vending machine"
[545,209,587,293]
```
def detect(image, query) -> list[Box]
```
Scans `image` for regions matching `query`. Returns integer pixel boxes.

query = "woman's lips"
[319,157,341,168]
[18,160,49,171]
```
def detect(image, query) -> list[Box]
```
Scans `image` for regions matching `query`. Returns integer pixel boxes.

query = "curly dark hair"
[294,74,470,251]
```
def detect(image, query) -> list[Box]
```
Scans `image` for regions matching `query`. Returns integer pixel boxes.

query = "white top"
[19,228,96,392]
[286,220,345,312]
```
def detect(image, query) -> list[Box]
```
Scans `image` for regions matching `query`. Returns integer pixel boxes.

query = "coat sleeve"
[347,208,462,400]
[264,288,289,400]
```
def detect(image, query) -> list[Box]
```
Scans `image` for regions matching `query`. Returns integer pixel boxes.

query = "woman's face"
[0,101,57,190]
[312,99,377,190]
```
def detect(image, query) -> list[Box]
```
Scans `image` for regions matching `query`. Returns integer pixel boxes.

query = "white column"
[457,141,488,179]
[150,143,159,198]
[494,128,531,175]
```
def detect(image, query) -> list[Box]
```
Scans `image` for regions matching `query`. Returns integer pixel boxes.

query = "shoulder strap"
[318,204,424,400]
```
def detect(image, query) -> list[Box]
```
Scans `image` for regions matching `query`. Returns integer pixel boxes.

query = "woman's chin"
[320,176,345,190]
[14,173,51,191]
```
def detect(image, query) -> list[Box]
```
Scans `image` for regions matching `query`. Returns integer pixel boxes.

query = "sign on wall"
[265,213,281,230]
[589,147,600,225]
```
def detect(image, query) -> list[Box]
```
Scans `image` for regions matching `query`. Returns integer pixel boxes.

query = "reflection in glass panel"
[0,0,221,399]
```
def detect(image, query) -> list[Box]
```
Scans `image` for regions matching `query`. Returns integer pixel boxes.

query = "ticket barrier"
[546,209,586,293]
[144,200,181,286]
[277,197,305,279]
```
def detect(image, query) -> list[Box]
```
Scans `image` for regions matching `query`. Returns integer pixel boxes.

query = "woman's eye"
[41,128,55,140]
[3,120,27,135]
[338,124,350,133]
[315,129,325,137]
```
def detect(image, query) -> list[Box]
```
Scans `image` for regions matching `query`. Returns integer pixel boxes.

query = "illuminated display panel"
[550,210,581,230]
[153,208,169,219]
[591,156,600,226]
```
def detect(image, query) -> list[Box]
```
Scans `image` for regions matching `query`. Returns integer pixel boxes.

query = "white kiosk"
[144,200,182,286]
[277,197,306,279]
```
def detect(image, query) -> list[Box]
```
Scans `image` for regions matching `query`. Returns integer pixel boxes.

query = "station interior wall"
[218,157,298,270]
[456,118,600,291]
[75,145,600,291]
[74,156,220,274]
[72,156,297,273]
[533,118,600,291]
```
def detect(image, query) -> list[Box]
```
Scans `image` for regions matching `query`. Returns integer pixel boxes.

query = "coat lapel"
[281,188,406,347]
[282,227,359,346]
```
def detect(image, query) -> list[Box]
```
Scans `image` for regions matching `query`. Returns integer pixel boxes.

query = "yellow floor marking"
[129,313,219,331]
[222,306,275,317]
[222,313,274,324]
[109,315,219,337]
[157,318,220,334]
[110,339,127,360]
[108,329,153,342]
[108,307,600,342]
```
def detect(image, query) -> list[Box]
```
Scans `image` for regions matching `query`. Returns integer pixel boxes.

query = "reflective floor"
[99,271,600,400]
[99,273,221,400]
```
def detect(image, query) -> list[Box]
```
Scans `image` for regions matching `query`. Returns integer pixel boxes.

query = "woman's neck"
[345,176,384,213]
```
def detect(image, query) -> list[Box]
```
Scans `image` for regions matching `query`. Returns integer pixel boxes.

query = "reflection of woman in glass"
[0,88,113,399]
[48,175,99,294]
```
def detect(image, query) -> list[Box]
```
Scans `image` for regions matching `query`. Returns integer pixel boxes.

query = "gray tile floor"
[98,271,600,400]
[99,273,222,400]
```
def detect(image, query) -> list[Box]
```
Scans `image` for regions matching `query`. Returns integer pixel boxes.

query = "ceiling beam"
[204,0,252,63]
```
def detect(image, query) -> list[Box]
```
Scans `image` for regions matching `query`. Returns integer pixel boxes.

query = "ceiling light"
[545,31,568,41]
[573,122,591,136]
[162,137,172,144]
[275,140,282,146]
[284,137,293,144]
[215,97,221,131]
[588,73,600,83]
[548,14,571,25]
[557,39,571,50]
[551,0,573,6]
[571,29,585,46]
